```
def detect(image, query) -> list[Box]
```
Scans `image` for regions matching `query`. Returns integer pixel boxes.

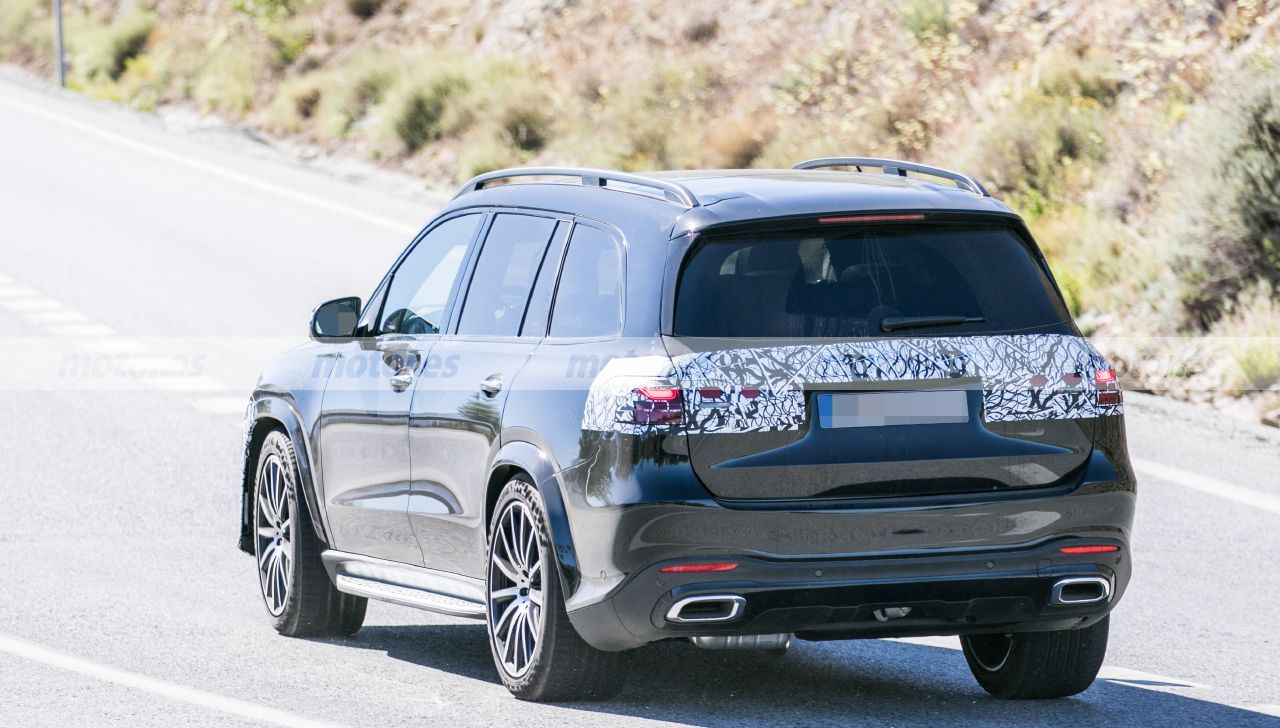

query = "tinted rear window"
[674,225,1070,338]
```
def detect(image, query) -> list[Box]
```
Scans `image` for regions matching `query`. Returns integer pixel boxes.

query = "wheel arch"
[240,395,329,555]
[486,439,581,599]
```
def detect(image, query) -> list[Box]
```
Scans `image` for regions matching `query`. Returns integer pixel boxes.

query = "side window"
[519,222,571,337]
[457,214,557,336]
[380,214,481,335]
[549,225,623,338]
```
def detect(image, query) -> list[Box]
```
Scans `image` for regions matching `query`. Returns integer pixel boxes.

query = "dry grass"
[1213,282,1280,392]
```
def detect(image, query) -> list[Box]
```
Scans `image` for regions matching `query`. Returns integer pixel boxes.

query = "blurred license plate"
[817,390,969,428]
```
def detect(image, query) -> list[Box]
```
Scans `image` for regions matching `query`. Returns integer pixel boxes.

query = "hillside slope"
[3,0,1279,423]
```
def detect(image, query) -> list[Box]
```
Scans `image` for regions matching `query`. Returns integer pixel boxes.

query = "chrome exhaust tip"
[1050,576,1111,605]
[691,633,791,650]
[666,594,746,623]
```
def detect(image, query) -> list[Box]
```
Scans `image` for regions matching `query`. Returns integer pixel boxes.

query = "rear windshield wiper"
[880,315,985,332]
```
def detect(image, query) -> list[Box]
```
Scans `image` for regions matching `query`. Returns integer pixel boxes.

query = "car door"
[407,212,565,576]
[317,212,485,565]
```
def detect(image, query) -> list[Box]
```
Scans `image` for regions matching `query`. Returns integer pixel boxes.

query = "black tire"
[485,478,631,701]
[961,616,1109,699]
[253,430,367,638]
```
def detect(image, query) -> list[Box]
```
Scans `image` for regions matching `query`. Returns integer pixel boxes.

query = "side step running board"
[322,550,486,620]
[334,575,485,618]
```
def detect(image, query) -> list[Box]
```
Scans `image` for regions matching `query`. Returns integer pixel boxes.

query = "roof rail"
[794,157,989,196]
[453,167,700,207]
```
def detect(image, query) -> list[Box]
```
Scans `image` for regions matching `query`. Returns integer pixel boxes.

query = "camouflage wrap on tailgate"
[582,334,1120,434]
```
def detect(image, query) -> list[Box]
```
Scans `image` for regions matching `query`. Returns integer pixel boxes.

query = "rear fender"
[489,439,581,601]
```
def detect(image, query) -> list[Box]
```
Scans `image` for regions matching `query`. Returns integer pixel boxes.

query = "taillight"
[1059,545,1120,555]
[659,562,739,573]
[1095,368,1122,406]
[632,387,684,425]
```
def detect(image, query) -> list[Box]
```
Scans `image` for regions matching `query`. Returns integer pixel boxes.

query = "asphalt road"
[1,73,1278,728]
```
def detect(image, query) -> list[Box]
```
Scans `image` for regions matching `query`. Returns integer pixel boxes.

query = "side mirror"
[311,297,361,340]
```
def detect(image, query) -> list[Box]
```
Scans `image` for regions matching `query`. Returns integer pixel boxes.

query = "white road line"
[0,632,344,728]
[1132,457,1280,516]
[0,93,419,236]
[1098,665,1207,690]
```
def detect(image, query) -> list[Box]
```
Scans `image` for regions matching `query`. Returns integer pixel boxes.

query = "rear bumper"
[567,537,1130,651]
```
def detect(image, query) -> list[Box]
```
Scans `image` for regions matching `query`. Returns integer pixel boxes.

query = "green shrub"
[265,17,312,67]
[967,94,1106,216]
[556,62,722,170]
[469,62,553,153]
[1033,206,1155,316]
[1171,74,1280,325]
[74,11,155,82]
[899,0,951,40]
[346,0,385,20]
[387,74,467,152]
[0,0,51,59]
[232,0,300,22]
[1037,52,1124,107]
[456,132,518,181]
[193,39,263,115]
[1213,282,1280,391]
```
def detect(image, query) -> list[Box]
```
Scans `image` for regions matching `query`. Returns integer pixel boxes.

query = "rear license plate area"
[817,390,969,429]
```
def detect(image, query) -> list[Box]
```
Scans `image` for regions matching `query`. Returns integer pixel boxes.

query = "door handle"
[389,367,414,392]
[480,374,503,398]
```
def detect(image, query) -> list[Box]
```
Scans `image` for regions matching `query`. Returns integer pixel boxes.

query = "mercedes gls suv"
[239,157,1134,701]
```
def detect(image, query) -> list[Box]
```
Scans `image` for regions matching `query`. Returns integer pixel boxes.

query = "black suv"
[239,157,1134,701]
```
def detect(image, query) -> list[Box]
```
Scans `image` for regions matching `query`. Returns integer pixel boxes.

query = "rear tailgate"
[667,334,1112,500]
[666,219,1121,502]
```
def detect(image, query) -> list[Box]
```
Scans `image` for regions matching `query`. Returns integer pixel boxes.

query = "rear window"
[674,224,1070,338]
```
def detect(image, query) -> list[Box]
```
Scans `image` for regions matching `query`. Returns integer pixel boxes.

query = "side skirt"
[321,550,486,620]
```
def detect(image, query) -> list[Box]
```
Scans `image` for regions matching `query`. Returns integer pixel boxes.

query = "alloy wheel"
[255,453,294,617]
[487,501,544,678]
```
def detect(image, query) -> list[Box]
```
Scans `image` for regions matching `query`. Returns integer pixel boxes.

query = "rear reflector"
[818,214,926,224]
[740,387,762,399]
[659,562,739,573]
[1059,545,1120,555]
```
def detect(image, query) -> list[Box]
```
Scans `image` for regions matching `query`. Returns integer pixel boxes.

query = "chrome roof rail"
[794,157,989,196]
[453,167,700,207]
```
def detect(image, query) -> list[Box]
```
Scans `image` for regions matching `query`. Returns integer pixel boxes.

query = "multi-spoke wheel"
[485,479,631,701]
[251,430,367,637]
[255,450,294,616]
[961,616,1110,699]
[488,501,544,677]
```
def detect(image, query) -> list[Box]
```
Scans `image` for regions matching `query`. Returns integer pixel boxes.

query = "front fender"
[239,395,329,554]
[490,438,582,603]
